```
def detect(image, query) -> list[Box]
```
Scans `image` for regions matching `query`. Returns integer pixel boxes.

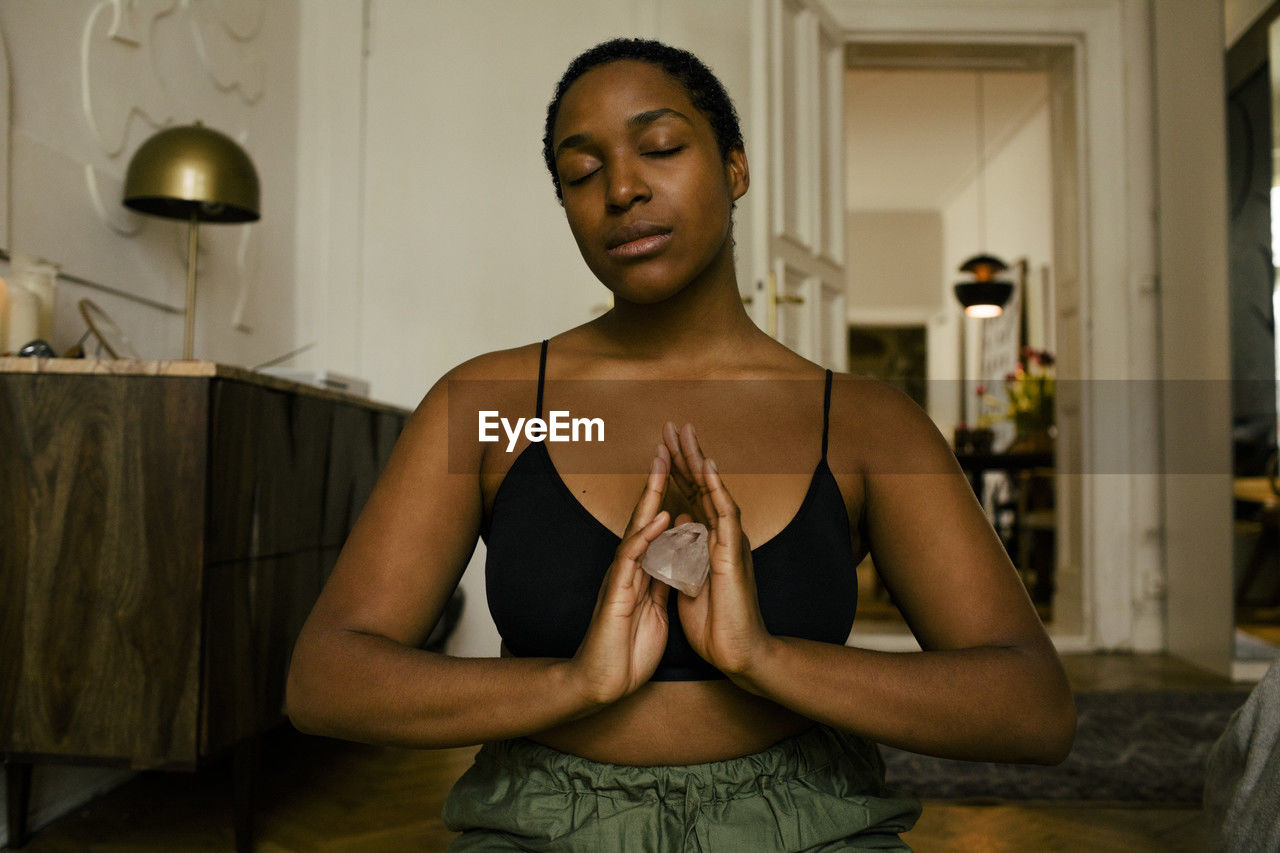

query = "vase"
[1010,403,1055,454]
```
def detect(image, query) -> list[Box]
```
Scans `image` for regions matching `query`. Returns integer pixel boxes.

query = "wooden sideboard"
[0,359,409,850]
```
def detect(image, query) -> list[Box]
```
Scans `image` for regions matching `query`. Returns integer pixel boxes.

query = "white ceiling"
[844,69,1049,212]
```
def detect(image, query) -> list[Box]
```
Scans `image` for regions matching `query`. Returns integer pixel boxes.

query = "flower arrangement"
[974,382,1002,429]
[1005,347,1055,449]
[972,347,1056,449]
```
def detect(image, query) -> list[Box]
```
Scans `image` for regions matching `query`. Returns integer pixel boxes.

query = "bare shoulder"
[409,342,545,421]
[430,341,545,386]
[826,372,958,476]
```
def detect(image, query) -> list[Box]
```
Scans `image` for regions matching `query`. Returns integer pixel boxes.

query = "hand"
[662,422,773,681]
[565,445,674,707]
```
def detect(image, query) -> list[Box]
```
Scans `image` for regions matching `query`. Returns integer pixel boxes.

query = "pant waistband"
[479,723,888,803]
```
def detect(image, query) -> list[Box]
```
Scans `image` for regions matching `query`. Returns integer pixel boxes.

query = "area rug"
[879,690,1253,803]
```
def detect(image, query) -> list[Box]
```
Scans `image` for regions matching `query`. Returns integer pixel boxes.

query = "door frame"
[823,0,1229,665]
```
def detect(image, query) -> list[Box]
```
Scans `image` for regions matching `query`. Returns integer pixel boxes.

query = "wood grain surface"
[1,370,408,771]
[0,375,206,767]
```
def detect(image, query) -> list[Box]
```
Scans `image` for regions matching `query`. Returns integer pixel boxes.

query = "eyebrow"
[554,108,694,158]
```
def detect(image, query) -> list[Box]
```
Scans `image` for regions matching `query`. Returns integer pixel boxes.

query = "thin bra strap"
[821,369,833,460]
[535,339,548,419]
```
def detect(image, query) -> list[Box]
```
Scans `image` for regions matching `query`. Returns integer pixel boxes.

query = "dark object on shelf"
[953,425,995,455]
[15,339,55,358]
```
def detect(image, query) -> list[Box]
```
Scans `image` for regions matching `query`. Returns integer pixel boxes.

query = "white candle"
[0,276,8,352]
[5,280,39,352]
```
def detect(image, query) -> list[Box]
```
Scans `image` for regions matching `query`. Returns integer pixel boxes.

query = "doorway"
[1226,9,1280,679]
[839,41,1086,650]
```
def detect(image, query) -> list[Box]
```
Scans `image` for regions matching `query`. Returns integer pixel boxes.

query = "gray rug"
[880,690,1253,802]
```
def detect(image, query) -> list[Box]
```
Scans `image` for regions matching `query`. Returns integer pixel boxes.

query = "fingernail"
[651,456,662,474]
[707,458,718,473]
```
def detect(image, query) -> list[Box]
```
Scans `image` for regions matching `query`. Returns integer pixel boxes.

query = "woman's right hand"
[566,445,676,707]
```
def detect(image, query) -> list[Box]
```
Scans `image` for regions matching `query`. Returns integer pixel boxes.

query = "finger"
[623,451,669,538]
[702,458,744,561]
[615,510,670,567]
[604,510,670,605]
[663,421,699,494]
[661,426,703,518]
[680,424,719,527]
[673,512,694,527]
[669,423,712,522]
[650,575,670,611]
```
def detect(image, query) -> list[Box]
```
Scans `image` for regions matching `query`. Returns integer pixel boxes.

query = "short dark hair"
[543,38,744,202]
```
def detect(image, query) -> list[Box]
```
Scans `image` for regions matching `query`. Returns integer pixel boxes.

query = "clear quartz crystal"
[641,522,710,597]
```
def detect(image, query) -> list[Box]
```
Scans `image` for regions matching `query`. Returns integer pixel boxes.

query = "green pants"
[441,723,921,851]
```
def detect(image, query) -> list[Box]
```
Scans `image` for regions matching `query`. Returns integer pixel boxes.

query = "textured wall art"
[4,0,267,330]
[79,0,265,301]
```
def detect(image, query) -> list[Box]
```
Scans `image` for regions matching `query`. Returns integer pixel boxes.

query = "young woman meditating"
[286,37,1076,851]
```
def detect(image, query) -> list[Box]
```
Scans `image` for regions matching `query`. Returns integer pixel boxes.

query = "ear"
[725,145,749,201]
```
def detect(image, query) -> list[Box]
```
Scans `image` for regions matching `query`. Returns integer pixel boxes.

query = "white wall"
[1155,0,1235,674]
[0,0,300,368]
[296,1,759,661]
[943,95,1053,424]
[845,210,943,317]
[0,0,301,843]
[297,0,759,410]
[843,67,1052,433]
[1225,0,1273,47]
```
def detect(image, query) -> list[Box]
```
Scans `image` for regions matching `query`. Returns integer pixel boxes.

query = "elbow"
[283,677,314,735]
[284,642,328,737]
[1023,691,1077,765]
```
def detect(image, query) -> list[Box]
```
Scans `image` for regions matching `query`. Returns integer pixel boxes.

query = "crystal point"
[641,522,710,596]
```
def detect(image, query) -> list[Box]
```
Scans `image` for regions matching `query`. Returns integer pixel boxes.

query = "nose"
[604,156,651,212]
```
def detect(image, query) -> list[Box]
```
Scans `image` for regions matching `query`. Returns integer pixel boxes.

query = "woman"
[286,38,1076,851]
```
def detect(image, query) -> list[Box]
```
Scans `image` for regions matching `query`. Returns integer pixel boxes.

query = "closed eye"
[644,146,685,157]
[565,168,600,187]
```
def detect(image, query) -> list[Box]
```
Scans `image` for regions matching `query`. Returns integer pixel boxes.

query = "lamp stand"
[183,211,199,360]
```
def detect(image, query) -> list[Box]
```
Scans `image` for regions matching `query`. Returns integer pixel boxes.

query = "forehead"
[553,60,704,143]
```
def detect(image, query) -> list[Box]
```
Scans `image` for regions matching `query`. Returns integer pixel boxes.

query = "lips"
[605,221,673,252]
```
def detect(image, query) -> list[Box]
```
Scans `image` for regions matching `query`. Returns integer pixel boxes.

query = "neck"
[592,243,764,372]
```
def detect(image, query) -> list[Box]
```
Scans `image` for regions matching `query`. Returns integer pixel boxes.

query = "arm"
[285,354,604,748]
[714,383,1073,764]
[742,381,1074,763]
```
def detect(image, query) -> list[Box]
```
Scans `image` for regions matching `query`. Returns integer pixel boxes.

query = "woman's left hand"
[661,421,773,681]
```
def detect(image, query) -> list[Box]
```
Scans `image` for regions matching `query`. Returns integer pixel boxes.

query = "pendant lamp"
[122,122,260,359]
[954,72,1013,319]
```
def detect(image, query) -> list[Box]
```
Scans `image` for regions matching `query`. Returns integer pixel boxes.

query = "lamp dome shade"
[122,123,260,222]
[958,253,1009,281]
[954,279,1014,316]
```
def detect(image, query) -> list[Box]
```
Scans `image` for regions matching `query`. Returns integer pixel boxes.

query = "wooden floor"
[10,654,1238,852]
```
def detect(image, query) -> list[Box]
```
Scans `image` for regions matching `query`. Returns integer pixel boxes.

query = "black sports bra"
[481,340,861,681]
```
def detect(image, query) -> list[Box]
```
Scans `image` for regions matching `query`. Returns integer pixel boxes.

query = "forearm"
[285,628,601,749]
[735,636,1076,764]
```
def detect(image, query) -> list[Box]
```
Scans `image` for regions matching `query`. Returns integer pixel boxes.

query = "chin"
[609,282,687,305]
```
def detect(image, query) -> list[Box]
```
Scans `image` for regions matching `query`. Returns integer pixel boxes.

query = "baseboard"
[1231,658,1273,683]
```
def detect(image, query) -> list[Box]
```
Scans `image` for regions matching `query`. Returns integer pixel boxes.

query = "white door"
[764,0,847,369]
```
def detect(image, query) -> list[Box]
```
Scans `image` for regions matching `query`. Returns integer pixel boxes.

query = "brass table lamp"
[122,122,260,359]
